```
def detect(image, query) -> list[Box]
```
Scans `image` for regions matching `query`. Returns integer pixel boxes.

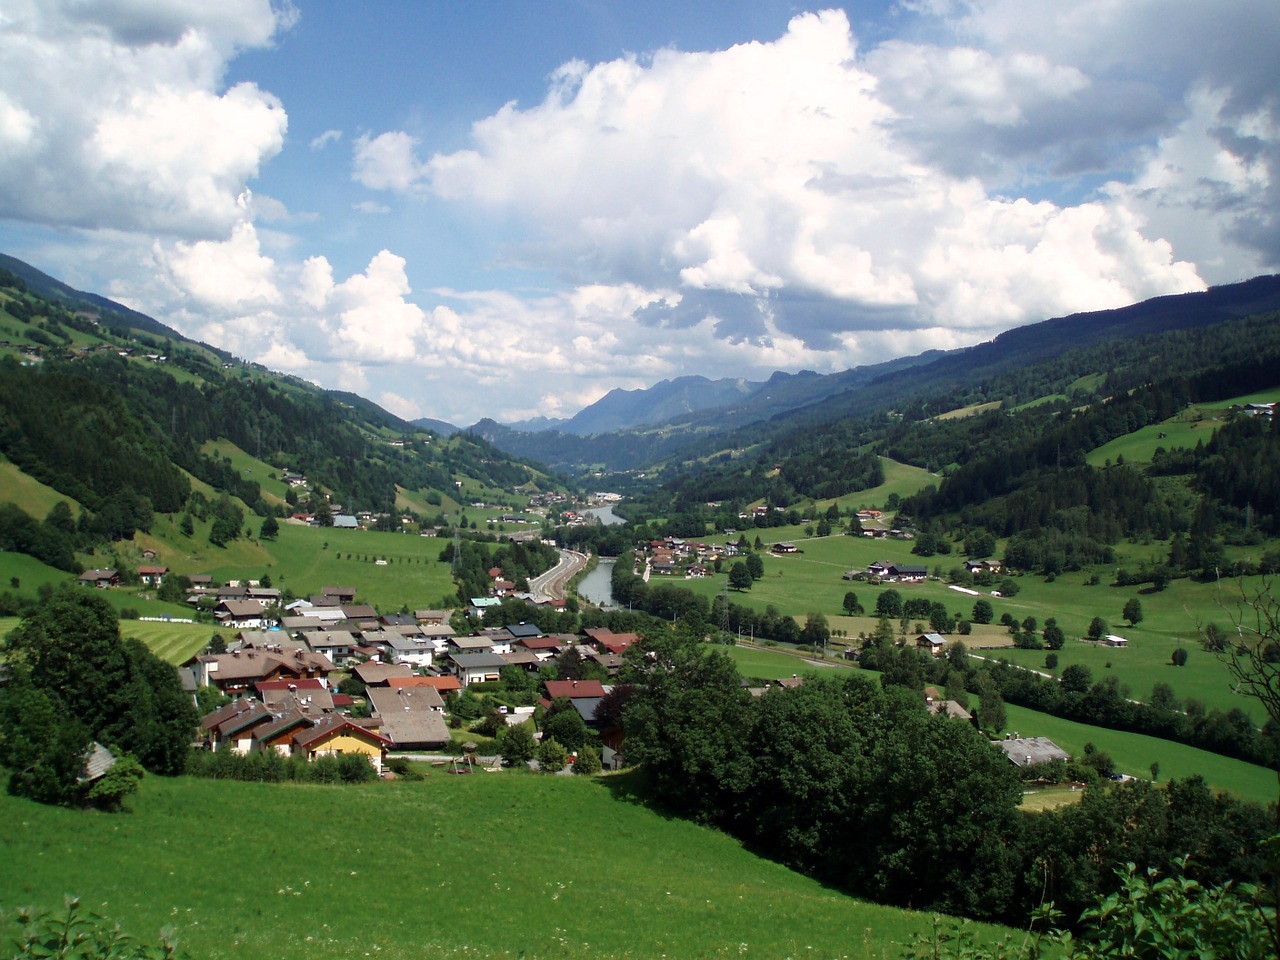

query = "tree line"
[617,630,1274,931]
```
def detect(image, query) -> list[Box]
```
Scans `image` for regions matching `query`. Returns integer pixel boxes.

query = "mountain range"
[459,275,1280,473]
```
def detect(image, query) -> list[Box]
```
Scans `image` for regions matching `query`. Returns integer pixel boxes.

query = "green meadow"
[202,439,292,508]
[135,515,458,612]
[0,460,82,518]
[1001,703,1277,805]
[673,530,1276,723]
[1085,388,1280,467]
[0,773,975,960]
[717,642,857,681]
[827,457,938,513]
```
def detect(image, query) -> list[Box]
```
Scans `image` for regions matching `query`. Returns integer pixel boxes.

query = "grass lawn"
[1001,703,1277,805]
[201,439,291,508]
[0,460,81,518]
[132,517,458,612]
[1018,784,1084,813]
[0,773,989,960]
[714,642,857,681]
[674,529,1279,724]
[0,551,76,599]
[827,457,939,513]
[1086,388,1280,467]
[118,619,234,664]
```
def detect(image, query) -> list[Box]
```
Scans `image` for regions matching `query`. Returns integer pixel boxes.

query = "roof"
[254,678,327,693]
[504,622,543,639]
[202,699,274,737]
[518,636,565,651]
[196,649,335,684]
[367,684,446,714]
[916,633,947,647]
[387,675,461,693]
[78,742,117,783]
[571,697,603,725]
[545,679,607,700]
[927,700,973,721]
[352,662,415,685]
[217,599,268,617]
[369,687,450,743]
[450,636,495,651]
[502,650,541,667]
[993,736,1070,767]
[450,652,508,670]
[292,716,393,751]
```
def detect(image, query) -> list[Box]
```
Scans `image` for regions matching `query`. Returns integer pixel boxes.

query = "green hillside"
[0,773,968,960]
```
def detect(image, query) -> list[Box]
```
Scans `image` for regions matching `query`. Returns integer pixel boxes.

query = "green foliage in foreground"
[903,857,1276,960]
[0,773,972,960]
[0,896,187,960]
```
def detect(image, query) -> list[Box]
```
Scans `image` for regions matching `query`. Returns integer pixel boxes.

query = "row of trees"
[616,631,1274,930]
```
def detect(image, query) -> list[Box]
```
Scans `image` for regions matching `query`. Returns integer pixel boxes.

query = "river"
[575,557,617,607]
[580,503,624,525]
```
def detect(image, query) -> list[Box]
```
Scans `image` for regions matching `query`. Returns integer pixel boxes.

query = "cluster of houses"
[191,617,640,773]
[643,536,741,578]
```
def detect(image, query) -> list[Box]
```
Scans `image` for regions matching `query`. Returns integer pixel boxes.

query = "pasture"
[133,516,458,612]
[0,773,973,960]
[1085,387,1280,467]
[674,532,1277,723]
[827,457,939,513]
[1001,703,1276,805]
[0,460,80,518]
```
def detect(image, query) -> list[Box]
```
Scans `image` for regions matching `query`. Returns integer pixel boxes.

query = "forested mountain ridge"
[475,275,1280,474]
[0,258,567,571]
[618,305,1280,597]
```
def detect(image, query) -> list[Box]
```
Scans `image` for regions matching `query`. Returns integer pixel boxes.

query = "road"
[528,548,589,602]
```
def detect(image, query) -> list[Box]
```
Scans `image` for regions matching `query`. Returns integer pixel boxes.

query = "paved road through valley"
[528,549,589,602]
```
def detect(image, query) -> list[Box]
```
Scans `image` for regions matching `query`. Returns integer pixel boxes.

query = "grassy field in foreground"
[0,773,991,960]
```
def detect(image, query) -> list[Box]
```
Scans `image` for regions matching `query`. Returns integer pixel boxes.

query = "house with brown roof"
[544,679,607,701]
[583,628,636,656]
[137,564,168,586]
[352,662,415,687]
[186,647,335,696]
[78,568,119,588]
[200,698,276,752]
[289,717,393,775]
[387,675,461,695]
[516,636,565,661]
[366,686,450,749]
[215,598,270,629]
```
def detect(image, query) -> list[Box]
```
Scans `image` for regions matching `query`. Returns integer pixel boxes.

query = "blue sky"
[1,1,1277,425]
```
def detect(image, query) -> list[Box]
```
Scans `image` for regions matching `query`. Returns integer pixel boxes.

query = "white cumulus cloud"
[361,9,1205,364]
[0,0,290,236]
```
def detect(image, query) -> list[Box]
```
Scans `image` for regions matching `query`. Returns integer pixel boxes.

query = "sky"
[1,1,1278,426]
